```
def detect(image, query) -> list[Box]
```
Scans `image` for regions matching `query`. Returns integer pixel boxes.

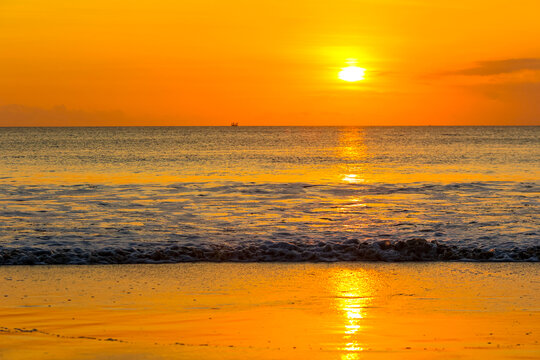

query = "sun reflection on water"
[337,128,369,184]
[342,351,363,360]
[342,174,365,184]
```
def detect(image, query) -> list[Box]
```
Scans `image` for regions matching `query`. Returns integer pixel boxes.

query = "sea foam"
[1,238,538,265]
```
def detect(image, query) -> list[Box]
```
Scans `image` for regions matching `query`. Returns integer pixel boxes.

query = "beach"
[1,262,538,359]
[3,0,540,357]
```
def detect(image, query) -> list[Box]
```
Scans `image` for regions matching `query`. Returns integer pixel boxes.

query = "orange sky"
[1,0,539,126]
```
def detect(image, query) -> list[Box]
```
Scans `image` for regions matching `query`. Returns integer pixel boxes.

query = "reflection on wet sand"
[330,268,375,358]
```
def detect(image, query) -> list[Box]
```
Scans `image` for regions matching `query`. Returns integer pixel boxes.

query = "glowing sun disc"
[339,66,366,82]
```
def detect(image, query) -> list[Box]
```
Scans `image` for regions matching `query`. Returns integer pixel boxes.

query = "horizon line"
[0,124,539,128]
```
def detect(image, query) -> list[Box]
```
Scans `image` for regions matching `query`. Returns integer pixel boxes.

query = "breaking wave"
[1,238,538,265]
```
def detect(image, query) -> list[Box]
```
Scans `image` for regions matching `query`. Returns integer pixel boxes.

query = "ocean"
[0,126,538,264]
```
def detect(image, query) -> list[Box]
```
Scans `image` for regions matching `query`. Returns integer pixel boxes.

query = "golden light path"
[337,128,369,184]
[330,268,375,359]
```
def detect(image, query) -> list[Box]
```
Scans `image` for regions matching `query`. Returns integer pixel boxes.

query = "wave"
[1,239,538,265]
[0,180,538,265]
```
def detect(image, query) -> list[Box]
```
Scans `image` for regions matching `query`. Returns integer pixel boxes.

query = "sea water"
[0,126,538,264]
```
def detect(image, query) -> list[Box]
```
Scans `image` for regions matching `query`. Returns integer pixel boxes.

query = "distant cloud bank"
[0,105,130,126]
[450,58,540,76]
[0,105,196,127]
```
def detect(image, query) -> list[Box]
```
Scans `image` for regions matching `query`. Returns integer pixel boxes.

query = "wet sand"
[0,263,538,359]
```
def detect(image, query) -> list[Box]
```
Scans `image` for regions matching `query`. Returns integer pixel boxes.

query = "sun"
[338,66,366,82]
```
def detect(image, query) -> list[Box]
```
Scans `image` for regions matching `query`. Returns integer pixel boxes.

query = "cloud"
[433,59,540,125]
[450,58,540,76]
